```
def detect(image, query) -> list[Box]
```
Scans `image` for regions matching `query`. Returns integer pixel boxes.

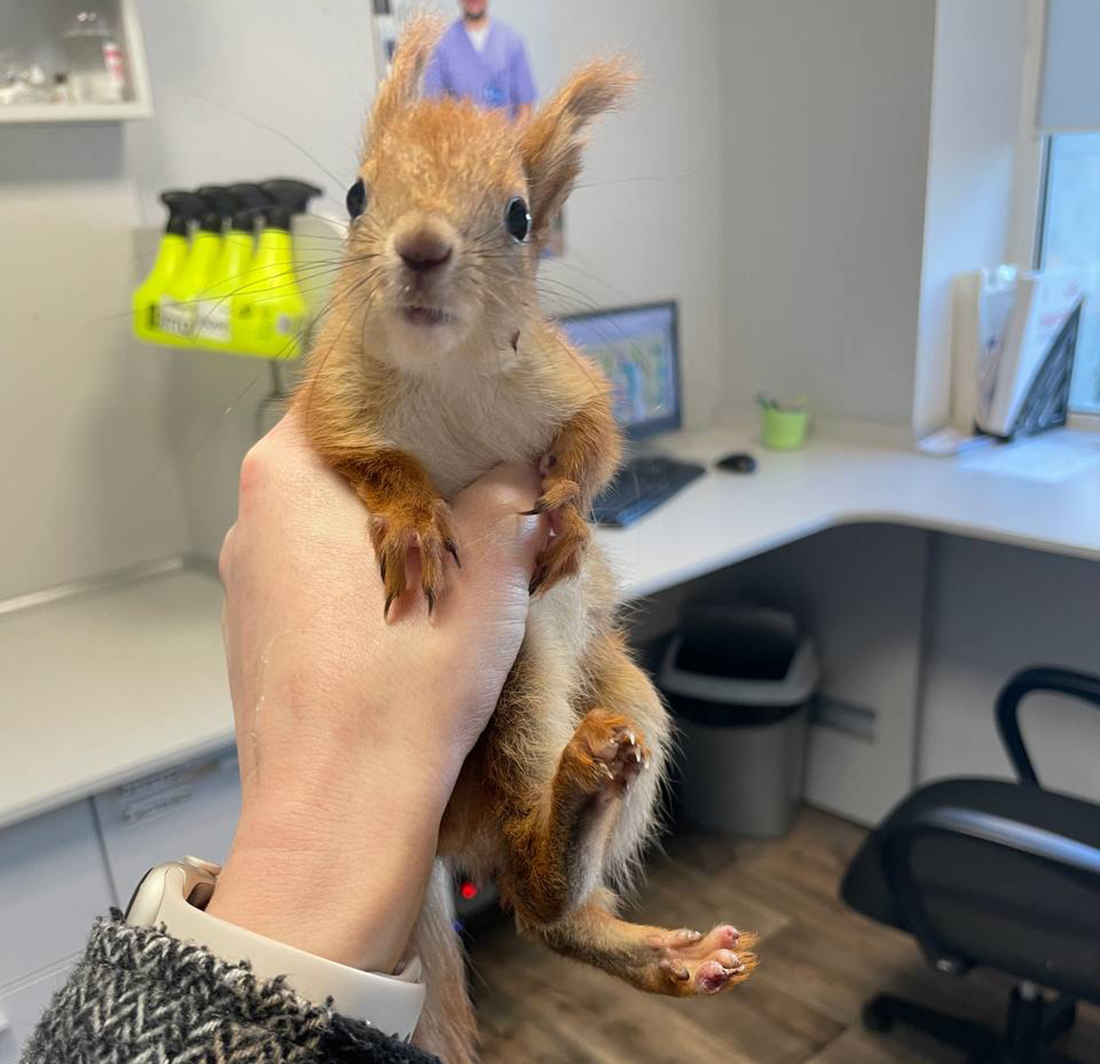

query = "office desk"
[3,424,1099,831]
[603,426,1100,600]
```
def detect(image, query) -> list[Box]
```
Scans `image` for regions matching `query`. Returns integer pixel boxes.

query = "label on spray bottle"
[276,313,301,337]
[159,297,196,339]
[197,299,232,343]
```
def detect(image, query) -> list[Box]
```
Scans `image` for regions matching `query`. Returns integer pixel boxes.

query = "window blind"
[1038,0,1100,131]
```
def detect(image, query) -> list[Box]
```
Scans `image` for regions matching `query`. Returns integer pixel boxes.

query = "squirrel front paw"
[368,498,460,618]
[526,457,590,595]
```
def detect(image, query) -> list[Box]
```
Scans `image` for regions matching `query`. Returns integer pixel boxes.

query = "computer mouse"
[716,452,757,474]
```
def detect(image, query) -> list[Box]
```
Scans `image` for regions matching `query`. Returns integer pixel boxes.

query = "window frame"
[1009,0,1100,427]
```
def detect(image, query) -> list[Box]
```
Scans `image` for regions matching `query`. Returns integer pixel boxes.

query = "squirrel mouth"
[401,305,454,328]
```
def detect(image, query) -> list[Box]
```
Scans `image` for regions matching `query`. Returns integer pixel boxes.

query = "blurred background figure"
[424,0,536,122]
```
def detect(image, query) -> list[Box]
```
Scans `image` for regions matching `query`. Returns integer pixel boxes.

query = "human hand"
[207,410,546,972]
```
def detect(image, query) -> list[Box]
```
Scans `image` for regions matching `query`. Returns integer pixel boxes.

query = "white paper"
[958,432,1100,483]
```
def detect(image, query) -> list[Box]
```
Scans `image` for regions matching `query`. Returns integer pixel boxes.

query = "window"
[1037,132,1100,415]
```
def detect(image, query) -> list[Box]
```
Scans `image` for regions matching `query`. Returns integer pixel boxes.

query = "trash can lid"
[659,604,818,709]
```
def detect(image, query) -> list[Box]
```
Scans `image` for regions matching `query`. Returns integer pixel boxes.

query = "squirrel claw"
[444,539,461,569]
[369,500,458,621]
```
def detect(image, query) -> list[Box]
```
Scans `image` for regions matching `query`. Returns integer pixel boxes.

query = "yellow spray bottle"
[191,186,254,349]
[193,184,271,352]
[231,179,322,359]
[132,191,204,345]
[159,188,230,343]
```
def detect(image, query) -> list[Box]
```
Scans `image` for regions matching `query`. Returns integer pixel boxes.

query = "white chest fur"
[381,369,559,498]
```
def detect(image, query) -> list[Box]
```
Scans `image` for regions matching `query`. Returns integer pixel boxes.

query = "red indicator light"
[460,881,478,900]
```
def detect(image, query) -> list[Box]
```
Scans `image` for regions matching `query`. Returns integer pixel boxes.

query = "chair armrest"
[996,667,1100,786]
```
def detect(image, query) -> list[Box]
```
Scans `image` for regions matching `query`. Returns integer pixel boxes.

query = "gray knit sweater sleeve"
[20,913,441,1064]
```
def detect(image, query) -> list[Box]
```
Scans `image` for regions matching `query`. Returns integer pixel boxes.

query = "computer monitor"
[559,301,681,440]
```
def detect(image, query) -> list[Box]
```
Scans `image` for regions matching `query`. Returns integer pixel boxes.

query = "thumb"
[449,463,548,601]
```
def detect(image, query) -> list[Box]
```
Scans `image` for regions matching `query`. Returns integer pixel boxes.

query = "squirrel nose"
[398,232,454,273]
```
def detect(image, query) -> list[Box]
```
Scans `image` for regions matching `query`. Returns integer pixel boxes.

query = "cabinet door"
[93,749,241,900]
[0,961,75,1064]
[0,802,113,989]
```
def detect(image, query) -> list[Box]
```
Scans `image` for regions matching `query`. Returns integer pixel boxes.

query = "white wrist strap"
[126,859,425,1043]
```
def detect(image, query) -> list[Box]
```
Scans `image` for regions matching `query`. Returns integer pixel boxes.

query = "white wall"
[549,0,725,433]
[717,0,936,426]
[911,0,1028,436]
[130,1,381,561]
[0,124,192,600]
[917,536,1100,803]
[0,2,379,599]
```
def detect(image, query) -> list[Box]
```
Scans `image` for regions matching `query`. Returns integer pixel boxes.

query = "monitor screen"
[559,301,681,440]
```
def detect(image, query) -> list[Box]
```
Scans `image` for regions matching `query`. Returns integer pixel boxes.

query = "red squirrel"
[294,17,756,1062]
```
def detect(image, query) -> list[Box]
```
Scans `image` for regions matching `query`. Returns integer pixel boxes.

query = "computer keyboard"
[591,456,706,528]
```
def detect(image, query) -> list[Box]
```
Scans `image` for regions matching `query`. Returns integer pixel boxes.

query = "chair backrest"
[997,666,1100,786]
[884,665,1100,1005]
[881,804,1100,1004]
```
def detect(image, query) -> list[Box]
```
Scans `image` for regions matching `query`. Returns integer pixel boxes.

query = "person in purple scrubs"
[424,0,537,122]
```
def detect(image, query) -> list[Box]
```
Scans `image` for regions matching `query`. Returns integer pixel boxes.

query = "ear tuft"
[369,13,447,134]
[557,57,639,122]
[519,57,638,248]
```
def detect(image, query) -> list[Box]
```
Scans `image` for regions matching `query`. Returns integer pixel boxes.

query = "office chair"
[841,667,1100,1063]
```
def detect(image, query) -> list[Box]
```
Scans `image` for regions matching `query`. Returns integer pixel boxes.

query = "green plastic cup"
[761,406,809,450]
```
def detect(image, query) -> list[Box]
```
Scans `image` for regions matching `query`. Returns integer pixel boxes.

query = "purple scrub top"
[424,20,536,118]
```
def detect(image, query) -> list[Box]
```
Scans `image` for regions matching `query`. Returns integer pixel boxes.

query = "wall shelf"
[0,100,151,125]
[0,0,153,125]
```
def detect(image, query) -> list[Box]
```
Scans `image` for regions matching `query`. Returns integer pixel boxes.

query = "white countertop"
[601,425,1100,599]
[1,569,232,830]
[4,424,1099,829]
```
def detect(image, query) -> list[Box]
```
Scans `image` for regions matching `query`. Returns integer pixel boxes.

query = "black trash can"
[659,605,818,838]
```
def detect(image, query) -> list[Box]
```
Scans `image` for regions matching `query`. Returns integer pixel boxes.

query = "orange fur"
[294,17,755,1061]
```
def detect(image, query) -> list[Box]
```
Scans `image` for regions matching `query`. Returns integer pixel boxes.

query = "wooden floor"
[468,808,1100,1064]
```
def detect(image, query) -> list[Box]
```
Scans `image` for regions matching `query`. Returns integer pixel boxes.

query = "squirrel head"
[345,15,636,376]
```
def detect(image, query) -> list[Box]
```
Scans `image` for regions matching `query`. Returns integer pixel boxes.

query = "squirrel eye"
[504,196,531,242]
[346,178,367,219]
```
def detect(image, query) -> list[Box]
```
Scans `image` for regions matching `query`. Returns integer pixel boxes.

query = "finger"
[452,464,543,537]
[218,525,236,587]
[451,463,550,583]
[456,461,542,512]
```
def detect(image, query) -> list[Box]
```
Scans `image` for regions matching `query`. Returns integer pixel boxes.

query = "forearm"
[20,914,439,1064]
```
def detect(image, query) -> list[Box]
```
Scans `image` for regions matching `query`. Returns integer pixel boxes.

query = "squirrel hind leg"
[493,631,671,927]
[494,702,649,927]
[534,889,759,998]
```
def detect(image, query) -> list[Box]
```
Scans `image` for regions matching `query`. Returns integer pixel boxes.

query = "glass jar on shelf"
[62,11,128,104]
[52,73,76,105]
[0,53,53,107]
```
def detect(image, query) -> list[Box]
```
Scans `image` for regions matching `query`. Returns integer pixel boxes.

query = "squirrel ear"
[369,15,445,131]
[519,57,637,247]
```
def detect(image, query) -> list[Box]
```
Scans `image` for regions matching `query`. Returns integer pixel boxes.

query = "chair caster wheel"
[863,1001,893,1033]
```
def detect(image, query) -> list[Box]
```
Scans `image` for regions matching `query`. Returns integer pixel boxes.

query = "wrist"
[207,775,446,972]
